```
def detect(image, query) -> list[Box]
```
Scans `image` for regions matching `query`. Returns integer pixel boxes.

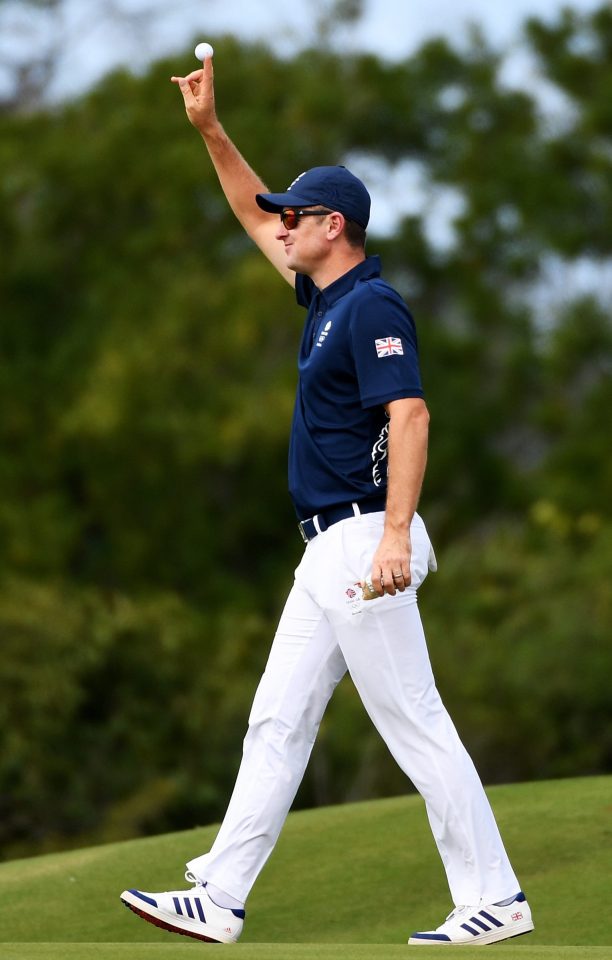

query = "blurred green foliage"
[1,6,611,858]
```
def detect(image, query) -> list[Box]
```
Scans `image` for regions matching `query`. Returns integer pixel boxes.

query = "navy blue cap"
[256,165,371,228]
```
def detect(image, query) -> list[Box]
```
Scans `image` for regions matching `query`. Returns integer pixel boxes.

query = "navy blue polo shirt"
[290,255,424,520]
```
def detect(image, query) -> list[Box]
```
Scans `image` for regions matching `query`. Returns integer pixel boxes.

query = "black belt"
[298,495,386,544]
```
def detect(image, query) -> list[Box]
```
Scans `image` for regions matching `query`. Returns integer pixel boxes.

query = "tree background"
[0,1,611,859]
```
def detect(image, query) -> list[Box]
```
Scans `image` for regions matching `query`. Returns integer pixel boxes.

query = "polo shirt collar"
[317,255,381,306]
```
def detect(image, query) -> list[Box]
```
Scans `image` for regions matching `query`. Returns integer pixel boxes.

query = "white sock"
[205,881,245,911]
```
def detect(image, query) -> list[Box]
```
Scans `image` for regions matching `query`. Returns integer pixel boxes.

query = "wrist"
[383,513,412,536]
[199,116,224,141]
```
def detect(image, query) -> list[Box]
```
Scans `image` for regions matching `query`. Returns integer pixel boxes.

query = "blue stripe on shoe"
[411,933,452,941]
[479,909,504,928]
[184,898,195,919]
[470,916,492,932]
[173,896,183,915]
[460,923,481,936]
[194,897,206,923]
[130,891,158,908]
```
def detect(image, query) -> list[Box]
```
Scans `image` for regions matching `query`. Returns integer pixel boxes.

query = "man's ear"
[327,212,345,239]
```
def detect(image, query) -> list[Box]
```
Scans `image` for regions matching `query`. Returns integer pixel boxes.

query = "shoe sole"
[120,895,233,944]
[408,920,534,945]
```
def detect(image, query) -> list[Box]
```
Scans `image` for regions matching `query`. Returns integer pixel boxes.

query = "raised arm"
[171,56,295,286]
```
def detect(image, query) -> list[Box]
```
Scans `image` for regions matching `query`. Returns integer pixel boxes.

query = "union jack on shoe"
[408,892,533,946]
[120,873,245,943]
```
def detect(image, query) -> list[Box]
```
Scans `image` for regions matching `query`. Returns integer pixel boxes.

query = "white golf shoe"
[408,892,534,945]
[120,873,245,943]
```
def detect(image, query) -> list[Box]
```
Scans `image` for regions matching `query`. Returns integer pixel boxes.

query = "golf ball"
[195,42,214,61]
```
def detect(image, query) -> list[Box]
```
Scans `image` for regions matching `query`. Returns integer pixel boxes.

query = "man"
[120,54,534,946]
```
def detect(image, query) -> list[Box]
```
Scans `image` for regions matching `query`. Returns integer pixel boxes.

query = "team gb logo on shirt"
[375,337,403,358]
[316,320,333,348]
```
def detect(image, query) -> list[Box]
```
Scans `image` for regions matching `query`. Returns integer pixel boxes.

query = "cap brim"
[256,191,312,213]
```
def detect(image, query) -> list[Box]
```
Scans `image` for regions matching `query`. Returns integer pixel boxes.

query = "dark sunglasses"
[280,208,331,230]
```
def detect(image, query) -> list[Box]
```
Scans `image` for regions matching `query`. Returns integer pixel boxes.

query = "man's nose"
[275,222,289,240]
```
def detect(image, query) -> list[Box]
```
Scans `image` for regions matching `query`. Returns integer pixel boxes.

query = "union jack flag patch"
[375,336,403,358]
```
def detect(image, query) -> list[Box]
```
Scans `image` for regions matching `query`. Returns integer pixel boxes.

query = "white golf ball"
[195,42,214,61]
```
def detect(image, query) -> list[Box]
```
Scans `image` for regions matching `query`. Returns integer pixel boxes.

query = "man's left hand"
[368,529,412,597]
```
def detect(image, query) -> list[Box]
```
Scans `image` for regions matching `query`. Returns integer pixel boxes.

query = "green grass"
[1,776,610,959]
[2,949,612,960]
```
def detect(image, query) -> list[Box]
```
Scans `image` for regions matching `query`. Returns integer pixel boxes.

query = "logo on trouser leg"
[344,584,363,617]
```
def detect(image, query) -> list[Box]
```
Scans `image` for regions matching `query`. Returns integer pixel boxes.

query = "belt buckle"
[298,521,309,545]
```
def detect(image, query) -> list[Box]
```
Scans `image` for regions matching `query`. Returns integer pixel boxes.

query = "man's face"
[275,206,332,273]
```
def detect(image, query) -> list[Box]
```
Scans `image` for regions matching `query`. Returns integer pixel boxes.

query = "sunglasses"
[280,208,331,230]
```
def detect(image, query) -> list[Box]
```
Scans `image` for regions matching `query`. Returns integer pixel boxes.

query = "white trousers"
[187,512,519,906]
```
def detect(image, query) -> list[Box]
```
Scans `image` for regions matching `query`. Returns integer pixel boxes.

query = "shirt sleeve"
[350,284,424,408]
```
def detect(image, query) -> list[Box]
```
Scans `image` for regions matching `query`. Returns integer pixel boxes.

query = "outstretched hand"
[171,55,216,133]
